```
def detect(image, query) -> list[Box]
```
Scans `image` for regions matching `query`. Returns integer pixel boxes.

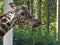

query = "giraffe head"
[9,3,41,28]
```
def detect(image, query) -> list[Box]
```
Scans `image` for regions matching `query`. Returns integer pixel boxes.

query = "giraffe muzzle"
[32,21,41,28]
[27,18,41,28]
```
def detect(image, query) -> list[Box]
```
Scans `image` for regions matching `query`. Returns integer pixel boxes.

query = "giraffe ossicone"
[0,3,41,37]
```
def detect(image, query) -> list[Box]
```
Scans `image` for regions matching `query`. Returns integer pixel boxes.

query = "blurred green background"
[0,0,58,45]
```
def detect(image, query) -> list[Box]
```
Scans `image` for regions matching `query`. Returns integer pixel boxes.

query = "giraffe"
[0,3,41,37]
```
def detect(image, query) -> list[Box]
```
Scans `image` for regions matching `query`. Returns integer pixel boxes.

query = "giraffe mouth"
[32,21,41,28]
[27,18,41,28]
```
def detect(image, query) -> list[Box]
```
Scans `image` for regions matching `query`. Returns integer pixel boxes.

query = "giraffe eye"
[21,13,25,16]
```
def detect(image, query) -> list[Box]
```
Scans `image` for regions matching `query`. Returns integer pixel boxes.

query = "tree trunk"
[36,0,41,30]
[30,0,34,15]
[58,0,60,41]
[3,0,13,45]
[26,0,30,11]
[36,0,41,19]
[46,0,50,31]
[26,0,34,15]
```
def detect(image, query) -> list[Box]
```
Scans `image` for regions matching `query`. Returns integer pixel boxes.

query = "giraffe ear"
[9,3,17,9]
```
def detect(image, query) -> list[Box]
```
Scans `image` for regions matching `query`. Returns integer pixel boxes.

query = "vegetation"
[0,0,59,45]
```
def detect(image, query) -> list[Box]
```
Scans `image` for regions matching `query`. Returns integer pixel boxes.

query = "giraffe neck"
[0,11,16,37]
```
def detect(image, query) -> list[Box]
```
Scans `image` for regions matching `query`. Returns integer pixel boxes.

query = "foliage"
[13,25,57,45]
[13,0,27,6]
[0,0,58,45]
[0,39,3,45]
[0,0,4,14]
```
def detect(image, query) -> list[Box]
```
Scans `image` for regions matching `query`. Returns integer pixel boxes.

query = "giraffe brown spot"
[1,19,7,22]
[20,21,22,23]
[6,16,10,19]
[25,21,28,24]
[11,12,13,14]
[22,21,25,25]
[23,21,25,23]
[1,24,8,31]
[0,30,5,36]
[7,22,11,26]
